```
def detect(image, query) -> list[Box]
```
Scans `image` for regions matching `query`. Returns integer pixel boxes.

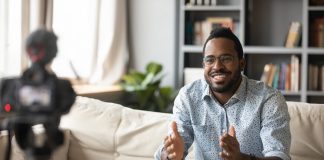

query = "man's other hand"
[219,125,243,160]
[162,121,184,160]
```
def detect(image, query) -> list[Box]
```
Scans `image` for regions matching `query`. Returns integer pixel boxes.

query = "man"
[154,28,291,160]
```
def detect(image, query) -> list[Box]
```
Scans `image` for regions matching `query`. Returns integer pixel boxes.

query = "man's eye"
[220,56,233,62]
[206,58,215,63]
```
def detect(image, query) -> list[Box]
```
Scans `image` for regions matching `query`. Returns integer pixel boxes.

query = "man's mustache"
[209,69,231,75]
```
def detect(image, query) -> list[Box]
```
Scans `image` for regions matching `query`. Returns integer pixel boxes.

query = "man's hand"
[219,125,244,160]
[162,121,184,160]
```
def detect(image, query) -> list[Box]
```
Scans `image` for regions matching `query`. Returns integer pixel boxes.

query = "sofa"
[1,96,324,160]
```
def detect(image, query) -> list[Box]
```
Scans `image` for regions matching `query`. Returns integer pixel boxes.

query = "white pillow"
[60,96,123,160]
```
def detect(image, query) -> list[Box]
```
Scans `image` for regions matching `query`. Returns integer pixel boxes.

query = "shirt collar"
[231,75,247,102]
[202,80,210,100]
[201,75,247,102]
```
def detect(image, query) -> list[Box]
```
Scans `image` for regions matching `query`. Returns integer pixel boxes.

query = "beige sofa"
[1,96,324,160]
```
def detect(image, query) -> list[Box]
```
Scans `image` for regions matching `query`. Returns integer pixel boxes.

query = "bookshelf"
[177,0,324,103]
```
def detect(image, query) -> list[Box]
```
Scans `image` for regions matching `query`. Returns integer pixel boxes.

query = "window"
[51,0,103,79]
[0,0,128,85]
[0,0,23,77]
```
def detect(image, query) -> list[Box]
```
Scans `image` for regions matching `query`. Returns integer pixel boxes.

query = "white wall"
[128,0,177,87]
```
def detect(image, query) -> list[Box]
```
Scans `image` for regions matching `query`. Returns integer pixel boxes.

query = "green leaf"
[121,75,137,85]
[141,72,155,87]
[128,71,145,84]
[120,61,177,112]
[159,87,173,99]
[146,62,162,75]
[151,73,165,84]
[121,84,136,92]
[136,86,156,108]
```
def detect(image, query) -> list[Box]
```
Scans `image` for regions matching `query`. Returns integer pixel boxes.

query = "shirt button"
[222,129,226,134]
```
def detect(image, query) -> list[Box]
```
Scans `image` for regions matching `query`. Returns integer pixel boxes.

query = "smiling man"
[154,28,291,160]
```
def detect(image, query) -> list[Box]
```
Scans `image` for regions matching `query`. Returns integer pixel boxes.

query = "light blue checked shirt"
[155,75,291,160]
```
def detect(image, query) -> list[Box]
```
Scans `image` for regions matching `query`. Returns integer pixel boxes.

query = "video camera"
[0,28,76,160]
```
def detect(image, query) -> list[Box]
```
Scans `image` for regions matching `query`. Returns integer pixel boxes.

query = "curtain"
[0,0,23,77]
[51,0,129,85]
[88,0,129,85]
[1,0,128,86]
[0,0,53,77]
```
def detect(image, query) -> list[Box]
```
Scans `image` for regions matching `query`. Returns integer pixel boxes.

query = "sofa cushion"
[287,101,324,160]
[10,129,70,160]
[60,96,123,160]
[115,107,172,158]
[0,131,9,160]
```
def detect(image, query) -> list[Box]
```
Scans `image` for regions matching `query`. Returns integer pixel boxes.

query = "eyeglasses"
[203,55,235,66]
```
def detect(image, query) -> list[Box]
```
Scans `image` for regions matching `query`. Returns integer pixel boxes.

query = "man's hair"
[202,27,243,59]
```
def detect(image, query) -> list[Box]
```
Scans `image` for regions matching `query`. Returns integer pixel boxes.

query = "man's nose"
[212,58,224,68]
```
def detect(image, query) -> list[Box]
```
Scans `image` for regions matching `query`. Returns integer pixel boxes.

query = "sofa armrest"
[287,101,324,159]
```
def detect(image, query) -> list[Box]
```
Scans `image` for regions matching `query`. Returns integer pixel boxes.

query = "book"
[200,17,234,43]
[313,65,319,90]
[285,22,302,48]
[318,24,324,47]
[194,21,203,45]
[260,63,272,85]
[322,65,324,91]
[206,17,234,31]
[310,0,324,5]
[268,64,277,87]
[308,64,314,90]
[272,64,280,89]
[201,20,213,44]
[279,63,287,90]
[311,18,324,47]
[285,64,291,91]
[290,55,300,91]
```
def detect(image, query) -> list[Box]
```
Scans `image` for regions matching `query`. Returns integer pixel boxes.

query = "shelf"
[183,5,241,11]
[307,91,324,96]
[244,46,303,54]
[182,45,304,54]
[280,91,302,96]
[178,0,324,103]
[308,6,324,11]
[307,47,324,54]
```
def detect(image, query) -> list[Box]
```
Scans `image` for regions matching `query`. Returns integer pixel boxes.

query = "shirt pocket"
[192,124,214,152]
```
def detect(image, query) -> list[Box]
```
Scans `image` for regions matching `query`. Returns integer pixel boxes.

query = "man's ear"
[239,58,246,71]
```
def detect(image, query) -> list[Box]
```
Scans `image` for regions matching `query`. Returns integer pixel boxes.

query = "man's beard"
[205,67,242,93]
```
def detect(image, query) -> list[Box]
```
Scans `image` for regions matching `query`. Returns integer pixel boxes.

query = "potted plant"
[120,62,177,112]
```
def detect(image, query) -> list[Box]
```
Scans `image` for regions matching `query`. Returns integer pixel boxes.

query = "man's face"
[203,38,244,93]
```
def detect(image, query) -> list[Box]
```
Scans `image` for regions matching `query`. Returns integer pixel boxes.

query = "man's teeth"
[211,73,226,78]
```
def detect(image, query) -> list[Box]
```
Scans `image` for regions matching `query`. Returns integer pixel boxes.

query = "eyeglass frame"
[203,54,236,66]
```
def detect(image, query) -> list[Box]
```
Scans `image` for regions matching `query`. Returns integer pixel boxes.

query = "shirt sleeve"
[154,144,164,160]
[154,88,195,159]
[260,90,291,160]
[172,89,195,158]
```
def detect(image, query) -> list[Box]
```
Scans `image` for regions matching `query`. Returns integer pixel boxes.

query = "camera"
[0,28,76,160]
